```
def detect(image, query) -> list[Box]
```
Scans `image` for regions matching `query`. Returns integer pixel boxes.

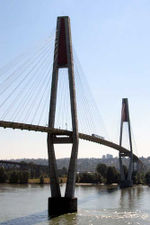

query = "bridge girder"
[0,120,140,163]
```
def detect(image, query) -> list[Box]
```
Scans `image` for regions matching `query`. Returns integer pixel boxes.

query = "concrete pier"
[120,180,133,188]
[48,197,77,217]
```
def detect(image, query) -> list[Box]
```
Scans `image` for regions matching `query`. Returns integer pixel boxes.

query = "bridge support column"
[48,197,77,217]
[119,152,125,184]
[47,16,79,217]
[119,98,133,188]
[134,160,139,172]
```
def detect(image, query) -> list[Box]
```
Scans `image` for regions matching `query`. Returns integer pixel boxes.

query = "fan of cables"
[0,34,108,140]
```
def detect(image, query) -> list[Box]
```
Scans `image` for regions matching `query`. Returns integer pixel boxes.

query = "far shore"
[28,178,119,186]
[0,182,148,188]
[28,179,119,187]
[75,183,118,186]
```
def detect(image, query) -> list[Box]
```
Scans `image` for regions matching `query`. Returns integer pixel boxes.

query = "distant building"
[102,154,113,159]
[106,154,113,159]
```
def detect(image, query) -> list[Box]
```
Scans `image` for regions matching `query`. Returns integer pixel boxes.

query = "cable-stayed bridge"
[0,16,141,217]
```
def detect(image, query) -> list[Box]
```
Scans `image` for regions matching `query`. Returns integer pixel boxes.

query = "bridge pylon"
[119,98,133,188]
[47,16,79,217]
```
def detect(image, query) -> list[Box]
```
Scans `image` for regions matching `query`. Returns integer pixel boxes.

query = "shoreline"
[75,183,118,186]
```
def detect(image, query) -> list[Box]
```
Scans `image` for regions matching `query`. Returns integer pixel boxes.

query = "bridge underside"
[0,160,48,169]
[0,120,139,162]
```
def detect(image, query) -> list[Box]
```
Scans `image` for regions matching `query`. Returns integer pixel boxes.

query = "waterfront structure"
[47,16,79,216]
[119,98,134,188]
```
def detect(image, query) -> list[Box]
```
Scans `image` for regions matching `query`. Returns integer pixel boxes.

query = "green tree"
[62,167,67,176]
[30,168,35,179]
[78,172,100,183]
[145,171,150,184]
[19,171,29,184]
[34,167,41,178]
[40,175,44,184]
[58,167,68,177]
[136,172,144,184]
[96,173,103,183]
[96,163,107,179]
[0,167,7,183]
[106,166,120,184]
[9,171,19,184]
[132,171,144,184]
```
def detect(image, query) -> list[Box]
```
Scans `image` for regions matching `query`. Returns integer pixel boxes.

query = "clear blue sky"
[0,0,150,159]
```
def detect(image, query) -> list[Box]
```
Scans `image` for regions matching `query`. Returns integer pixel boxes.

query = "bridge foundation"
[48,197,77,217]
[120,180,133,188]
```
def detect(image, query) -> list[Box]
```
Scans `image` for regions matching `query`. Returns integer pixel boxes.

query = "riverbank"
[75,182,119,187]
[28,177,67,184]
[28,179,119,187]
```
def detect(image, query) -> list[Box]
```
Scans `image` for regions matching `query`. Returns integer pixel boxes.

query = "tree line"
[0,165,67,184]
[0,162,150,185]
[6,157,150,173]
[76,163,150,185]
[0,167,29,184]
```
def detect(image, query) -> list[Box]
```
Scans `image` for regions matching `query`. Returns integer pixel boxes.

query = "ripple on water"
[0,209,150,225]
[74,209,150,225]
[0,185,150,225]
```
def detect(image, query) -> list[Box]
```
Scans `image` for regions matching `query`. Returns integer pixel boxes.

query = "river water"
[0,184,150,225]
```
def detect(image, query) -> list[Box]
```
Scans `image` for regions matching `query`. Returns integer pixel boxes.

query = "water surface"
[0,184,150,225]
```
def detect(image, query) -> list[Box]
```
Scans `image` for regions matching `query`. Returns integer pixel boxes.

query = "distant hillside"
[11,157,150,172]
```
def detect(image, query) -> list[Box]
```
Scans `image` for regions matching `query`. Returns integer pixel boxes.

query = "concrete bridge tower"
[119,98,133,188]
[47,16,79,217]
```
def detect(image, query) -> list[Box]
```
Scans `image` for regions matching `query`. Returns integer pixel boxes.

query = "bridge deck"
[0,120,139,161]
[0,160,48,168]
